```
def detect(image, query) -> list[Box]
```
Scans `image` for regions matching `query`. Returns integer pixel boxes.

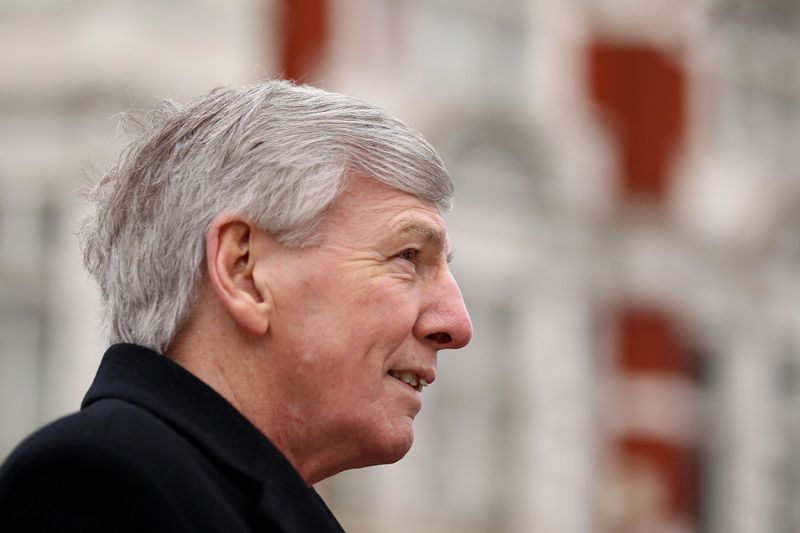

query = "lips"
[387,370,429,392]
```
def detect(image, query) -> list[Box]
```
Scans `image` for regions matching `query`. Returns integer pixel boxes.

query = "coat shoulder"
[0,399,249,532]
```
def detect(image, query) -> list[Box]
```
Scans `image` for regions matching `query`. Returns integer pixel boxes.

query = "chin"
[360,422,415,467]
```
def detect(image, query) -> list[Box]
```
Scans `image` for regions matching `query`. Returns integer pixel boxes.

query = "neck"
[168,327,335,485]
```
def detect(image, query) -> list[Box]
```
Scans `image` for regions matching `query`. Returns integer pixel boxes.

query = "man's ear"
[205,214,272,336]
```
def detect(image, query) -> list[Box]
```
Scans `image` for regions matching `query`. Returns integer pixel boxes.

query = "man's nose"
[416,271,473,350]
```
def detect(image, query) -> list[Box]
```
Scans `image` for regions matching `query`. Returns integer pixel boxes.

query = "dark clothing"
[0,344,344,533]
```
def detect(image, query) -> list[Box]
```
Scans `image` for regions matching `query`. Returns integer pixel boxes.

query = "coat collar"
[82,343,344,532]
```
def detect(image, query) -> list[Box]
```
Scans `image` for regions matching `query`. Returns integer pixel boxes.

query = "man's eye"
[397,249,419,263]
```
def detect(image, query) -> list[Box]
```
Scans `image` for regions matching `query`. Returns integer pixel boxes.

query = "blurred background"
[2,0,800,532]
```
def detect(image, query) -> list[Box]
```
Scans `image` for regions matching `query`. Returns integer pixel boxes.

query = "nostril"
[426,332,452,345]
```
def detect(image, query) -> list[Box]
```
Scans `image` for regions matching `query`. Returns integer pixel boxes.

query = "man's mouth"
[388,370,429,393]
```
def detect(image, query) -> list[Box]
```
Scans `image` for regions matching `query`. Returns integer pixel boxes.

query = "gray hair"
[79,80,453,353]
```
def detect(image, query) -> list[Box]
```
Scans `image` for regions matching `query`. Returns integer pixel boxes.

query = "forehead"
[325,175,448,241]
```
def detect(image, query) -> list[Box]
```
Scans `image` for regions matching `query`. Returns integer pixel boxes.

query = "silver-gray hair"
[79,80,453,354]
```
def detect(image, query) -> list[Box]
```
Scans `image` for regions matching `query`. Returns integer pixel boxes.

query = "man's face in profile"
[258,174,472,471]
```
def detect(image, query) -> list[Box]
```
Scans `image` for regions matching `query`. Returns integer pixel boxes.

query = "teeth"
[388,370,430,391]
[400,372,418,387]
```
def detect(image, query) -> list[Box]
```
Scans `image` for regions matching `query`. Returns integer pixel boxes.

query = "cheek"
[360,278,419,314]
[357,287,419,339]
[277,270,420,365]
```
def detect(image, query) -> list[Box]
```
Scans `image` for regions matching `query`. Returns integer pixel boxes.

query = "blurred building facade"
[1,1,800,532]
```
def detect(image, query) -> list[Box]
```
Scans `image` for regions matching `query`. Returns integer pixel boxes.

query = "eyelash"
[397,249,419,263]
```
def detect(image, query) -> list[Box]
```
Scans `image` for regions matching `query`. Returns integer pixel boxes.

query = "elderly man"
[0,81,472,531]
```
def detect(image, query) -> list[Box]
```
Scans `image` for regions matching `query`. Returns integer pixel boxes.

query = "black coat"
[0,344,345,532]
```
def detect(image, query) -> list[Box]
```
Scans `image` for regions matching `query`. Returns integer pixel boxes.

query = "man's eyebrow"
[397,219,455,264]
